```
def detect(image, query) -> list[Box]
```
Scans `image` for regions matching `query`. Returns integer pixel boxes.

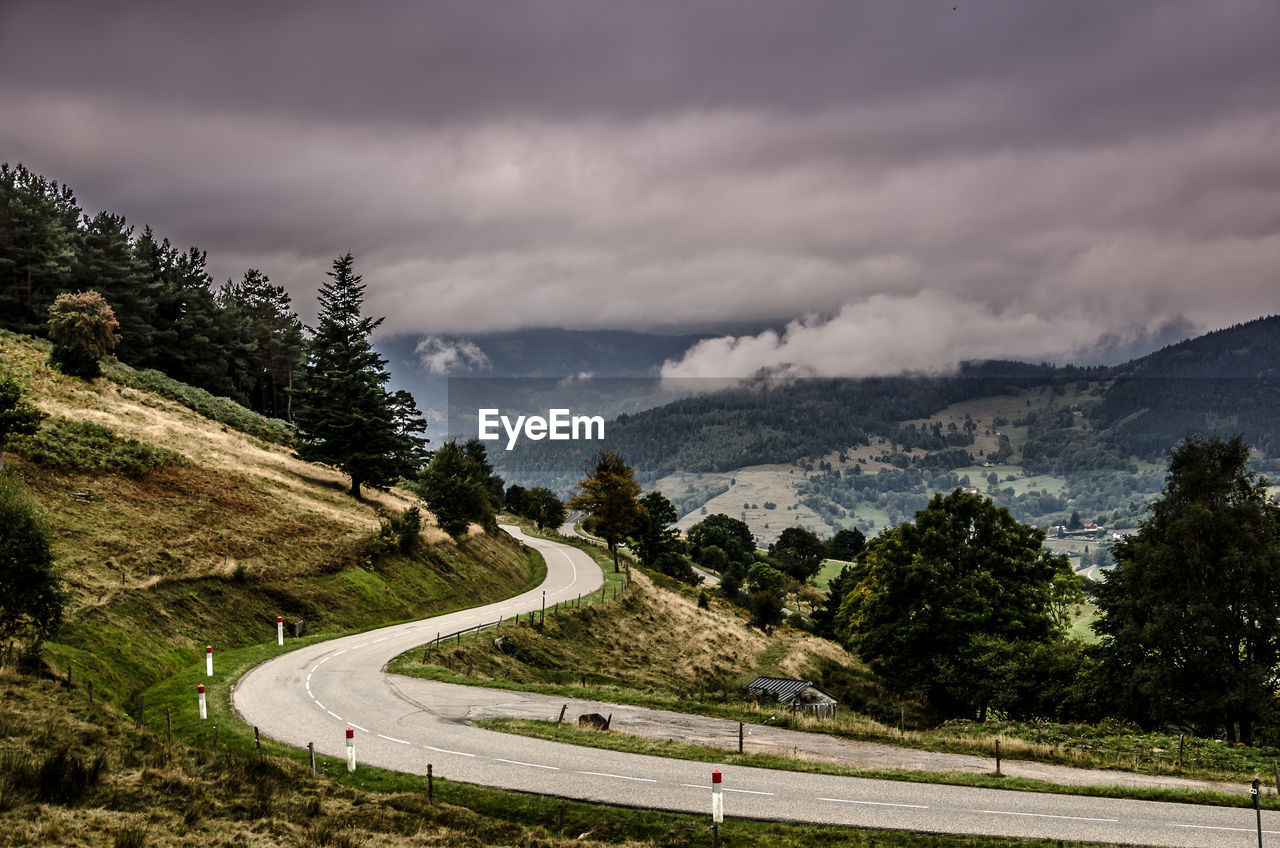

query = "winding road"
[234,527,1279,847]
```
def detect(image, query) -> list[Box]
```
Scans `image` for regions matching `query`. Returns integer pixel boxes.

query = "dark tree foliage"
[1,375,45,472]
[463,437,506,510]
[632,491,699,585]
[813,564,855,641]
[1,163,306,420]
[524,486,567,531]
[504,484,528,515]
[686,513,755,570]
[0,163,79,336]
[218,269,304,420]
[769,526,826,583]
[294,253,427,497]
[416,439,495,537]
[1093,435,1280,744]
[838,489,1074,719]
[0,476,65,661]
[826,527,865,561]
[568,451,642,573]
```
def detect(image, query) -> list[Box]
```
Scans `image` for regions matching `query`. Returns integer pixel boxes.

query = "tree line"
[2,163,304,419]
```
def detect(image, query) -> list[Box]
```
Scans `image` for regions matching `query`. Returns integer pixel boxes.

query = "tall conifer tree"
[294,252,425,498]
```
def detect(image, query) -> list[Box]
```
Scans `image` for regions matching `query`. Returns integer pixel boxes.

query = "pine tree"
[294,253,425,498]
[0,163,81,336]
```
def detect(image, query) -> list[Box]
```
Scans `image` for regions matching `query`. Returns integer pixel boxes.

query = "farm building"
[746,676,838,719]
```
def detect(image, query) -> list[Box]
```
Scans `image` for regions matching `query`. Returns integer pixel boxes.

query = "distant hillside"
[1091,315,1280,459]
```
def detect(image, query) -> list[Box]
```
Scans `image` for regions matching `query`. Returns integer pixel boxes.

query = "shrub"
[379,506,422,554]
[47,290,120,380]
[9,418,180,475]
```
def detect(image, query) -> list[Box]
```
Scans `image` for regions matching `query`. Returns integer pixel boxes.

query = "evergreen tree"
[415,439,493,537]
[0,163,80,336]
[1093,435,1280,744]
[632,490,679,567]
[294,252,426,498]
[219,269,304,419]
[73,211,155,359]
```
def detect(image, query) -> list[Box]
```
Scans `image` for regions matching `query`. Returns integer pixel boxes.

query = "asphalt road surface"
[234,526,1279,847]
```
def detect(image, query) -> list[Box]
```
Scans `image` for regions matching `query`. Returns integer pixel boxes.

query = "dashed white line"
[578,771,657,783]
[377,733,410,745]
[314,701,326,711]
[349,723,368,733]
[819,798,929,810]
[980,810,1118,823]
[725,788,774,796]
[423,745,475,758]
[495,758,560,770]
[326,710,342,721]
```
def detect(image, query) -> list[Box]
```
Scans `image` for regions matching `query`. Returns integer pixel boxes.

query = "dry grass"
[1,331,440,609]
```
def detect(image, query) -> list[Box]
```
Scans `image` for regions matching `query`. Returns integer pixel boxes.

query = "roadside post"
[277,616,284,646]
[197,684,207,720]
[711,768,723,847]
[205,645,213,677]
[346,726,356,772]
[1252,778,1262,848]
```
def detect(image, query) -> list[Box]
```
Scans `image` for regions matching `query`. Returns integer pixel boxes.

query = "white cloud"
[413,336,491,376]
[660,291,1166,381]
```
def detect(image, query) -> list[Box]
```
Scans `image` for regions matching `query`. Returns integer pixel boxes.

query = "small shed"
[746,676,838,720]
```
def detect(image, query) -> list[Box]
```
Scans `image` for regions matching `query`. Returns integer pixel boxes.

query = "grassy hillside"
[0,329,544,710]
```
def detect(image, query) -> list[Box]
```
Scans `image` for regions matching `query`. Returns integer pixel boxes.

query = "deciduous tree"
[1093,435,1280,744]
[46,289,120,379]
[838,489,1073,718]
[568,450,641,573]
[769,526,826,583]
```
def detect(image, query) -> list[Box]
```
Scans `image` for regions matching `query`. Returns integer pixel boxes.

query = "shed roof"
[746,676,834,704]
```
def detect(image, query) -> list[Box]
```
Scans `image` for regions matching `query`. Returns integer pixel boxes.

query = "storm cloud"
[3,1,1278,375]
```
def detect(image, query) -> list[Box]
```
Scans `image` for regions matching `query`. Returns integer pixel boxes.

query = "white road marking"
[326,710,342,720]
[1170,824,1280,834]
[349,723,368,733]
[981,810,1118,823]
[495,758,560,770]
[377,733,410,744]
[578,771,657,783]
[819,798,928,810]
[422,745,475,757]
[725,788,774,796]
[314,701,326,711]
[682,783,710,790]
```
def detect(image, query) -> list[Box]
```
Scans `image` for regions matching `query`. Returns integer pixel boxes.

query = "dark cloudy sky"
[3,1,1278,377]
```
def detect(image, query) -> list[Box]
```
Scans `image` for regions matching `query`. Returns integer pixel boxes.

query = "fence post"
[739,722,744,754]
[166,707,172,742]
[428,763,433,804]
[994,740,1001,776]
[1178,733,1185,769]
[87,680,93,707]
[255,726,261,757]
[309,742,316,776]
[557,704,567,728]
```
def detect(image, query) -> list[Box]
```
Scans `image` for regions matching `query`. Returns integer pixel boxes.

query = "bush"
[111,367,293,446]
[0,476,65,656]
[380,506,422,554]
[10,418,180,475]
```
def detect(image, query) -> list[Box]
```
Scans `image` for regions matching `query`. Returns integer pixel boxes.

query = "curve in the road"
[235,527,1278,847]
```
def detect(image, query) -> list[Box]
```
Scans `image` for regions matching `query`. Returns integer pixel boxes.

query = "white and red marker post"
[711,767,724,846]
[346,726,356,772]
[205,645,213,677]
[197,684,207,720]
[277,616,284,646]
